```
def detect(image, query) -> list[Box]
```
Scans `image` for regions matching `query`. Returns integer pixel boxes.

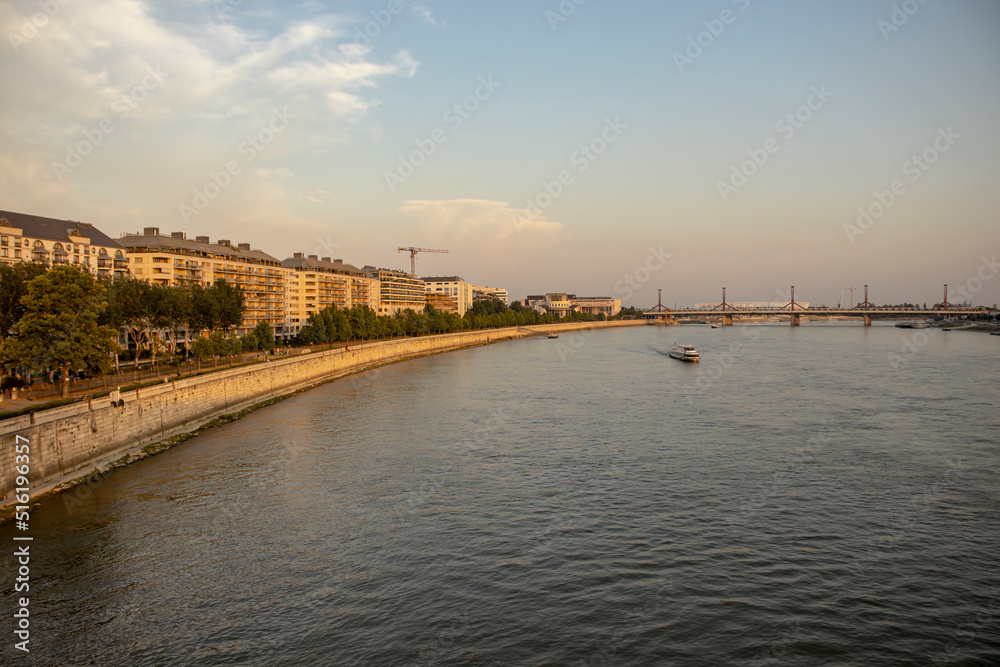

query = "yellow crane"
[397,247,448,276]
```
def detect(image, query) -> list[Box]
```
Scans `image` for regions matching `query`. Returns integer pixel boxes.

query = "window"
[14,250,21,259]
[132,256,143,263]
[1,249,6,257]
[1,236,6,246]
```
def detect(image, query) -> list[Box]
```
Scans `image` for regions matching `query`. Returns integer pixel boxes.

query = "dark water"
[4,324,1000,666]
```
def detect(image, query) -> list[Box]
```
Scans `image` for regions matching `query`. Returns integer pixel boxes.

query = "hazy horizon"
[2,0,998,308]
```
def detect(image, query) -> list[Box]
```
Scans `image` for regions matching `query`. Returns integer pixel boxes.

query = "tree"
[103,276,156,358]
[189,283,221,334]
[212,280,246,333]
[239,331,258,353]
[0,266,118,398]
[0,262,48,343]
[253,320,275,352]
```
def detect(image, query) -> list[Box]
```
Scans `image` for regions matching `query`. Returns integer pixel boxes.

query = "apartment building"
[473,285,508,305]
[118,228,288,335]
[422,276,474,314]
[281,253,380,337]
[425,292,459,314]
[0,209,129,278]
[370,268,426,316]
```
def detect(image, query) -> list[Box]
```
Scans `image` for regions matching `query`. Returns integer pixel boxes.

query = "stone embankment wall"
[1,320,644,506]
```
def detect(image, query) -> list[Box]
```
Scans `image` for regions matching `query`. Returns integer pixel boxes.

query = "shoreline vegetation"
[0,320,644,522]
[0,264,646,407]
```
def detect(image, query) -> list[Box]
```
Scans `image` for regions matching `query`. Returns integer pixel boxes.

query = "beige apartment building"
[473,286,508,305]
[370,268,426,316]
[425,292,459,313]
[422,276,474,314]
[0,209,129,278]
[118,228,288,335]
[281,253,380,338]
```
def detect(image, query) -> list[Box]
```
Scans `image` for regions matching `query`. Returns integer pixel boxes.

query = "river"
[3,323,999,665]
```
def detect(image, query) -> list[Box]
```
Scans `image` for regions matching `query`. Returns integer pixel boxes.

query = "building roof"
[0,209,124,248]
[118,230,281,264]
[282,253,367,277]
[421,276,466,282]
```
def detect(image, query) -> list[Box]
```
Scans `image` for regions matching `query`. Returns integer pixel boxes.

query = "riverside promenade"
[0,320,644,512]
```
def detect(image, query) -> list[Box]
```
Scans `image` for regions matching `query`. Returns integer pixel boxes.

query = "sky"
[1,0,999,307]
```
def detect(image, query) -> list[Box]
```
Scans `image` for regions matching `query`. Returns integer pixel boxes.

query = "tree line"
[0,264,628,399]
[0,266,250,397]
[294,297,610,344]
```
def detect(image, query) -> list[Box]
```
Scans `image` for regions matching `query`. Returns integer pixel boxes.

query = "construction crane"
[398,246,448,276]
[839,287,856,309]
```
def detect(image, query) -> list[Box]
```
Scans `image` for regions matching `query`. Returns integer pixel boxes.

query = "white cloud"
[411,4,443,27]
[0,1,418,147]
[399,199,565,239]
[254,167,294,180]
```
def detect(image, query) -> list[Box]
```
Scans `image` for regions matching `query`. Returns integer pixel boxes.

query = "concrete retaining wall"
[1,320,644,506]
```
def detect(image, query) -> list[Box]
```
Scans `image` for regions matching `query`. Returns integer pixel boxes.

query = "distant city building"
[0,209,129,278]
[472,285,508,305]
[692,301,810,311]
[522,293,621,317]
[119,228,287,335]
[371,267,426,316]
[422,276,474,313]
[281,253,379,338]
[425,292,459,314]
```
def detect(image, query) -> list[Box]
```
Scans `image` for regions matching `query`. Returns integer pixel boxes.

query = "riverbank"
[0,320,644,518]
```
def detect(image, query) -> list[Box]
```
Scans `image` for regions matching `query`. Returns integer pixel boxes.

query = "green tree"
[239,331,258,353]
[212,280,246,333]
[0,262,48,343]
[0,266,118,398]
[253,320,275,352]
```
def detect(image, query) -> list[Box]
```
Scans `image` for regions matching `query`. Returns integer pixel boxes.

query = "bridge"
[643,286,997,326]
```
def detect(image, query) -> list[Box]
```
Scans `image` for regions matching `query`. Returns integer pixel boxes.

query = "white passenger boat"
[669,343,699,362]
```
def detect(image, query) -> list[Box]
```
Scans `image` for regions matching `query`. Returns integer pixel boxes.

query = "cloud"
[411,4,443,27]
[254,167,294,180]
[0,0,418,150]
[399,199,565,239]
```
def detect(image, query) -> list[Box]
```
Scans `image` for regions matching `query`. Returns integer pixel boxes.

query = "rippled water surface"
[4,324,1000,665]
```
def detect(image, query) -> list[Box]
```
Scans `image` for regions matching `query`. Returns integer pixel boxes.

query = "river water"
[3,324,999,666]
